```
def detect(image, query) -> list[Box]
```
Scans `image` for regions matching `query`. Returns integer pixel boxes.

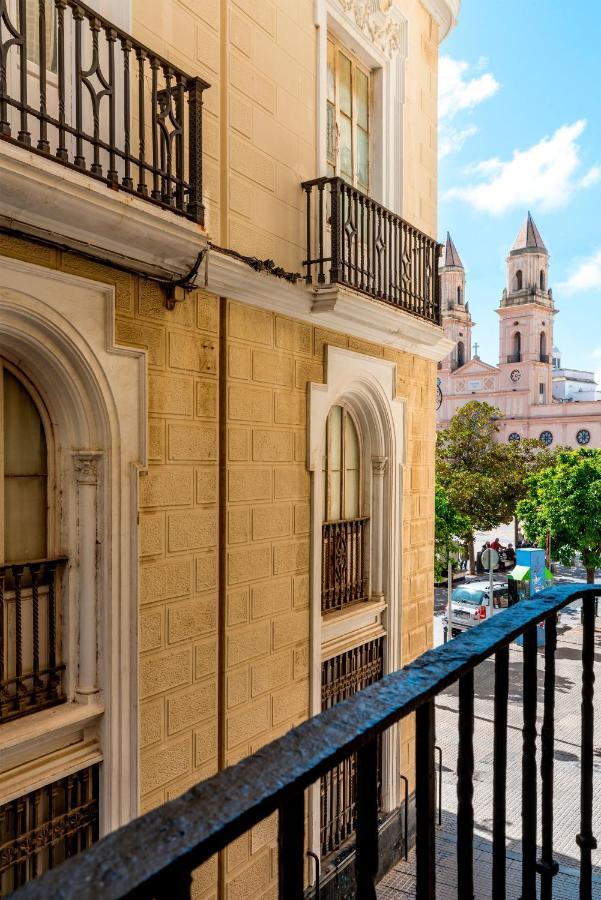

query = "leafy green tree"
[517,449,601,583]
[434,483,470,579]
[437,401,555,571]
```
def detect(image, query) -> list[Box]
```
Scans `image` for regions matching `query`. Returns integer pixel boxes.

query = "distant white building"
[552,348,601,402]
[437,214,601,447]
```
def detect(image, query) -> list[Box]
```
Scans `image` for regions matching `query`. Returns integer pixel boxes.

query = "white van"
[443,581,510,636]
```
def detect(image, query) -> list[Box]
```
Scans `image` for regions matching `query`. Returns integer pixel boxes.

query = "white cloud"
[579,165,601,188]
[558,248,601,295]
[445,120,595,215]
[439,57,500,120]
[440,125,478,159]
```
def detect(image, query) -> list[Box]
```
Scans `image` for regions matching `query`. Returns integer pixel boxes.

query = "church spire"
[511,211,547,253]
[441,231,464,269]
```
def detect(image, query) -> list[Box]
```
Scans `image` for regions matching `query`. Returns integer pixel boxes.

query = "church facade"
[437,214,601,448]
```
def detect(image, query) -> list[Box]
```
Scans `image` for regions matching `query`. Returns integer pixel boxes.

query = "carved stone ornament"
[334,0,402,57]
[372,456,388,475]
[73,452,101,483]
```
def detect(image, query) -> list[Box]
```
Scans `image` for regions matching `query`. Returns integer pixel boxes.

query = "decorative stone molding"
[333,0,403,57]
[73,452,101,484]
[372,455,388,475]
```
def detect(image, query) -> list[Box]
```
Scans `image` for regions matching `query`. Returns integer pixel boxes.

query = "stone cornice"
[206,250,454,362]
[419,0,460,41]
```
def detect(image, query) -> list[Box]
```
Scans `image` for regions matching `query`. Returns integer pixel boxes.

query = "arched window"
[515,270,523,290]
[540,270,545,290]
[512,331,521,361]
[324,404,360,522]
[457,341,465,367]
[457,286,462,304]
[540,332,547,361]
[2,363,48,562]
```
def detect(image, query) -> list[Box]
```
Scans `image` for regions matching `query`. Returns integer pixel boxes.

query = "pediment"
[451,358,499,377]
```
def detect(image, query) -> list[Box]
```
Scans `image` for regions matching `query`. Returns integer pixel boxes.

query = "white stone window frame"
[0,254,146,833]
[315,0,408,214]
[307,345,406,857]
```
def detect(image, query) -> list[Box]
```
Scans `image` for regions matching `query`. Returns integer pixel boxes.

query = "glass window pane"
[327,40,335,102]
[22,0,57,72]
[328,471,341,521]
[327,102,336,165]
[339,115,352,179]
[328,405,342,470]
[356,69,369,130]
[4,477,47,562]
[4,371,46,477]
[3,369,48,562]
[344,470,359,519]
[344,414,359,468]
[357,128,369,188]
[338,52,352,116]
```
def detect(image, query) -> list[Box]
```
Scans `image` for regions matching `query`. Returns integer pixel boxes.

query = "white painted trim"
[0,739,103,807]
[206,250,453,362]
[307,345,406,864]
[419,0,460,41]
[0,139,207,279]
[0,254,147,833]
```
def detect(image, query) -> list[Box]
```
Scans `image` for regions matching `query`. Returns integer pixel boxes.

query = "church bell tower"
[497,212,555,405]
[439,233,473,372]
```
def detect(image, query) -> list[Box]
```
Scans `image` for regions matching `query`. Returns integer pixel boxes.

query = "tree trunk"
[514,516,519,548]
[468,537,475,575]
[586,567,595,584]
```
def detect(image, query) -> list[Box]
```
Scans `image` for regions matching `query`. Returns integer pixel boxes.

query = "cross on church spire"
[473,342,479,357]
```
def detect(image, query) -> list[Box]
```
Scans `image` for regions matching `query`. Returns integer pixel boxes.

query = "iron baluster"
[175,73,185,210]
[521,626,538,899]
[434,744,442,827]
[278,789,304,900]
[576,593,598,900]
[37,0,49,151]
[457,670,475,899]
[400,774,409,860]
[415,699,436,900]
[353,188,359,289]
[47,560,58,699]
[30,564,41,705]
[55,0,67,160]
[73,5,85,168]
[17,0,29,144]
[317,179,325,284]
[304,183,312,284]
[14,565,24,710]
[136,47,147,194]
[492,644,509,899]
[186,76,206,224]
[121,37,132,188]
[150,56,160,198]
[329,178,340,283]
[537,615,559,898]
[355,738,379,900]
[106,25,117,183]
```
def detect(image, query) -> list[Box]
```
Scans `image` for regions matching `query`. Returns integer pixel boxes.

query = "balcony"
[540,353,550,363]
[321,518,369,614]
[12,582,599,899]
[0,558,66,722]
[0,0,208,224]
[507,353,522,363]
[302,177,442,326]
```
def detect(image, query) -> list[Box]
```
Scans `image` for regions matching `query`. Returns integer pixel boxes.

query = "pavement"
[378,556,601,898]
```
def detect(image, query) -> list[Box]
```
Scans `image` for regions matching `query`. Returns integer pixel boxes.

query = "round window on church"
[539,430,553,446]
[508,432,521,442]
[576,429,591,446]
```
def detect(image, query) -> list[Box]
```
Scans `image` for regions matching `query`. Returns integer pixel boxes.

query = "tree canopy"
[517,448,601,582]
[434,483,471,577]
[437,401,557,568]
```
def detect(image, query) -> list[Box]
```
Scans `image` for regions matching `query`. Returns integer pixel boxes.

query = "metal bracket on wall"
[165,249,207,310]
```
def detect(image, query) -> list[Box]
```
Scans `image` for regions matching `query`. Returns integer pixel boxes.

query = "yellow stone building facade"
[0,0,457,896]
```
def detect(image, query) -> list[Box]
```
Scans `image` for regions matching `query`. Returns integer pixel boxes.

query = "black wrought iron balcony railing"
[12,582,598,900]
[507,353,522,363]
[321,517,369,614]
[0,558,66,722]
[302,177,442,325]
[0,0,209,223]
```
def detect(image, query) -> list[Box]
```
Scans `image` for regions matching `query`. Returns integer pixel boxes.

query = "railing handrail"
[13,581,599,899]
[301,175,438,248]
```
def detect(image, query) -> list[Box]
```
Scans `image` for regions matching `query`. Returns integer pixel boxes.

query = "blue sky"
[439,0,601,378]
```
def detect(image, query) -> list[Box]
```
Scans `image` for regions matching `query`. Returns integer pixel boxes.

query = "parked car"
[443,581,511,636]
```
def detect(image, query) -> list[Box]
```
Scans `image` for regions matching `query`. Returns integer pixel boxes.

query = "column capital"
[372,456,388,476]
[73,451,102,484]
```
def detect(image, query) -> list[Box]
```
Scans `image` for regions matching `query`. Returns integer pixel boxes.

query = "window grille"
[320,638,383,856]
[0,766,99,894]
